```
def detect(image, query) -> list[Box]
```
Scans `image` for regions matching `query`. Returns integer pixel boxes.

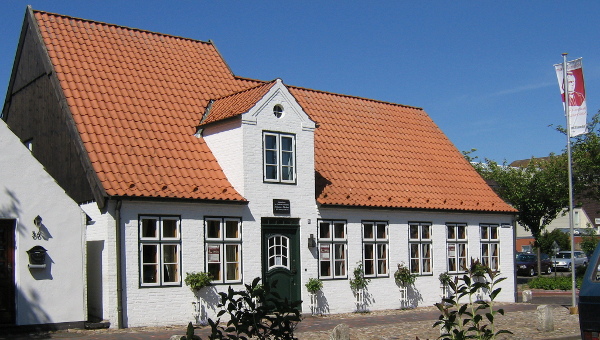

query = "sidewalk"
[1,295,582,339]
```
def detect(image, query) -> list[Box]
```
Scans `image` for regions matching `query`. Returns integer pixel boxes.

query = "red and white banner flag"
[555,58,588,137]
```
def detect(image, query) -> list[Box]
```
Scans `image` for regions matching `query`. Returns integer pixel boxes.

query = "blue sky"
[1,1,598,163]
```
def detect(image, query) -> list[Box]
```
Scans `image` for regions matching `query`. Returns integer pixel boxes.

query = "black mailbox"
[27,246,47,268]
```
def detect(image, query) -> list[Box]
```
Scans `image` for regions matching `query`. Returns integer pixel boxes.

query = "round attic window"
[273,104,284,118]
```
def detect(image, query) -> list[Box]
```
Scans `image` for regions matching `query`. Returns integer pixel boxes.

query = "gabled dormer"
[201,79,316,203]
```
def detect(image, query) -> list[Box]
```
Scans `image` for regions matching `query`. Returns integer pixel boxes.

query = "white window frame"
[263,131,296,183]
[480,223,500,271]
[362,221,389,278]
[409,222,433,275]
[317,220,347,279]
[446,223,468,273]
[205,217,242,284]
[267,234,290,270]
[139,215,181,287]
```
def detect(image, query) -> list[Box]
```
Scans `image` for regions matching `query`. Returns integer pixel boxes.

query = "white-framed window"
[362,221,388,277]
[480,224,499,271]
[267,235,290,269]
[263,131,296,183]
[318,220,347,279]
[446,223,468,273]
[409,222,432,275]
[139,216,181,287]
[205,217,242,283]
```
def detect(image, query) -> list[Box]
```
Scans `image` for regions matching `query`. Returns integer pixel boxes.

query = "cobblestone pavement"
[1,302,581,340]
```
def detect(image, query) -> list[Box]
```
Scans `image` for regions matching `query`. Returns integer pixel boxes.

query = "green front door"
[261,218,301,305]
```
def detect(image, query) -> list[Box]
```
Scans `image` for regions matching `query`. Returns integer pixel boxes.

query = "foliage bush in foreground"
[427,259,512,340]
[207,277,302,340]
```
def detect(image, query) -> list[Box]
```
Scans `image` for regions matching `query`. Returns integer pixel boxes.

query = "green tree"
[580,228,600,257]
[474,156,569,275]
[537,228,570,255]
[555,111,600,200]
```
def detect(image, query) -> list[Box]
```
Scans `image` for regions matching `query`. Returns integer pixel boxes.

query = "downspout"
[115,200,123,328]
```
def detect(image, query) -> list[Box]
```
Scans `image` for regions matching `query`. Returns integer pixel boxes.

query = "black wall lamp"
[32,215,43,240]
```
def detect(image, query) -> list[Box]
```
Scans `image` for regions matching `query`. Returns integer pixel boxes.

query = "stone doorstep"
[84,320,110,330]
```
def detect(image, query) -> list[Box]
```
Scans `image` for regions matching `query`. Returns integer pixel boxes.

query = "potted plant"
[185,272,212,326]
[439,271,452,299]
[185,271,213,291]
[349,262,370,312]
[394,262,416,309]
[349,262,370,292]
[305,278,323,315]
[305,277,323,294]
[394,262,417,287]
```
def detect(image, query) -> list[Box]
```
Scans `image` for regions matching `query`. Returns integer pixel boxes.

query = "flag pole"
[561,53,577,309]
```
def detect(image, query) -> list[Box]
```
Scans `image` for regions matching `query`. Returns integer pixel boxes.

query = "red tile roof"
[32,9,515,212]
[291,87,514,211]
[200,81,276,125]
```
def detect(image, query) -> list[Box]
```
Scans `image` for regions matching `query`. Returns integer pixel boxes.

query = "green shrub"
[528,276,583,290]
[208,277,302,340]
[439,271,452,286]
[394,262,417,286]
[433,258,512,339]
[182,322,200,340]
[305,278,323,294]
[184,272,213,290]
[349,262,370,292]
[576,263,588,277]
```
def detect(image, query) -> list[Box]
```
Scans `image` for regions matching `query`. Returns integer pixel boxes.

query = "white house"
[1,7,516,328]
[0,120,86,329]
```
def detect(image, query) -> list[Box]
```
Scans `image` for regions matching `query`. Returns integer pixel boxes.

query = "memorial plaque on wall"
[273,199,290,215]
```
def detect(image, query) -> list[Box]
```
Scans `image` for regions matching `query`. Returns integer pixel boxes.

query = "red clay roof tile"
[33,10,514,212]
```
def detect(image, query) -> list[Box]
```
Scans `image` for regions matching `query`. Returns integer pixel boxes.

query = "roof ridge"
[287,84,423,111]
[211,79,277,102]
[32,8,215,47]
[234,75,423,111]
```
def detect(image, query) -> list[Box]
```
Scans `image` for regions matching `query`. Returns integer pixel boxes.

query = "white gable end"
[243,79,315,132]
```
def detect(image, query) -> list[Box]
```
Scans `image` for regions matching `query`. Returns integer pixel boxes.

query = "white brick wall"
[313,209,515,313]
[91,81,516,327]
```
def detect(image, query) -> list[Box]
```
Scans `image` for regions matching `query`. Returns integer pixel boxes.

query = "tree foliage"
[537,229,570,255]
[569,111,600,201]
[580,228,600,257]
[473,156,569,244]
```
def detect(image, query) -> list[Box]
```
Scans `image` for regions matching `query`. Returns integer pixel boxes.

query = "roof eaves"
[318,202,517,214]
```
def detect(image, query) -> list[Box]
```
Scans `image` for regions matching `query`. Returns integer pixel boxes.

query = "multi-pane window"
[263,132,296,183]
[318,220,347,279]
[480,224,499,271]
[268,235,289,269]
[409,222,432,275]
[362,221,388,277]
[205,217,242,283]
[139,216,181,287]
[447,223,468,273]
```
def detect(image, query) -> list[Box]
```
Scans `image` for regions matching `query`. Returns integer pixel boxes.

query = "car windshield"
[556,253,572,259]
[516,254,535,261]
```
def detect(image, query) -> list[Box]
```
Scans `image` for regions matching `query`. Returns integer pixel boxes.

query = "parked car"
[579,243,600,339]
[515,252,552,276]
[552,251,588,271]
